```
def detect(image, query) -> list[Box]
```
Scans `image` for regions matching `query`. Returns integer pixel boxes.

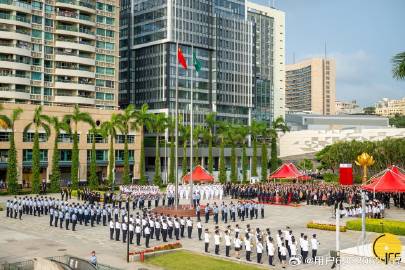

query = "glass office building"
[120,0,284,124]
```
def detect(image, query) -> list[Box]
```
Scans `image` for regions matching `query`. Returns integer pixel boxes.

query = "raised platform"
[152,205,210,217]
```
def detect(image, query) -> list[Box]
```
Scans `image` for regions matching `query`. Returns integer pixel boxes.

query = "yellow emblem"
[372,233,402,263]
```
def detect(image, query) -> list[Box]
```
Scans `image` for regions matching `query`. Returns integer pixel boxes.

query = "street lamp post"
[126,197,130,263]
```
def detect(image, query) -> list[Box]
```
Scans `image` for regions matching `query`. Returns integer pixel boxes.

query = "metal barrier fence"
[1,255,121,270]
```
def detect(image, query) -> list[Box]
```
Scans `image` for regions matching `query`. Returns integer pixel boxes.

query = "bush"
[323,173,339,183]
[346,218,405,236]
[307,222,346,232]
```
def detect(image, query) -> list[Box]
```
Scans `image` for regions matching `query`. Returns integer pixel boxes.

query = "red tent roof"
[362,169,405,192]
[183,165,214,183]
[268,163,310,180]
[388,165,405,178]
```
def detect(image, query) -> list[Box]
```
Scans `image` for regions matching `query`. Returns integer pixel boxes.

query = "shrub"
[323,173,339,183]
[307,222,346,232]
[346,218,405,236]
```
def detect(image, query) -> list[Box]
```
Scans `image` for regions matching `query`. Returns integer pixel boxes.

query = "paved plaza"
[0,194,404,270]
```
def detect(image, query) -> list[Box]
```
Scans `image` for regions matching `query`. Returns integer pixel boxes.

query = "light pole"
[126,197,130,263]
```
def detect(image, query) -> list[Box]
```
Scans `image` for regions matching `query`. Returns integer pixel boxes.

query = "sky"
[253,0,405,106]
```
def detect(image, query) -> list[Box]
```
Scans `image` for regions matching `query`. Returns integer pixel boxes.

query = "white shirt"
[290,243,297,256]
[204,232,210,243]
[214,234,220,245]
[115,222,121,229]
[268,242,275,256]
[256,242,263,253]
[245,239,251,251]
[311,238,319,250]
[197,222,202,229]
[280,246,287,256]
[224,235,231,246]
[302,240,309,251]
[234,238,241,248]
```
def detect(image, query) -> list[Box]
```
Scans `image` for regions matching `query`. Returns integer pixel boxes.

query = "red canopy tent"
[183,165,214,183]
[268,163,311,181]
[388,165,405,179]
[362,169,405,192]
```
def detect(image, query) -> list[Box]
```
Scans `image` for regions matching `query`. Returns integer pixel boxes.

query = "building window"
[0,132,10,142]
[60,150,72,161]
[23,132,48,142]
[23,149,48,162]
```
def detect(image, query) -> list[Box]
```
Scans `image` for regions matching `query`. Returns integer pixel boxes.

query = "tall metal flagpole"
[174,0,179,209]
[189,46,194,207]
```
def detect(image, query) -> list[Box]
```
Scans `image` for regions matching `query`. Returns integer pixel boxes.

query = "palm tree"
[225,124,240,183]
[179,122,190,177]
[192,125,205,166]
[167,116,176,183]
[237,125,250,183]
[47,116,70,193]
[132,104,151,185]
[149,113,167,186]
[88,118,99,191]
[24,106,51,194]
[216,122,228,183]
[100,113,122,189]
[260,127,269,182]
[392,51,405,80]
[269,116,289,172]
[64,105,93,189]
[205,112,216,173]
[250,120,266,177]
[118,105,137,185]
[0,107,23,194]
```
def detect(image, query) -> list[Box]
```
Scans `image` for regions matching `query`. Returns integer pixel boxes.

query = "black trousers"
[60,218,63,228]
[155,228,160,240]
[187,227,192,238]
[225,246,230,257]
[145,234,150,248]
[246,251,251,261]
[110,228,114,239]
[269,255,274,266]
[115,229,120,241]
[312,249,317,260]
[55,218,58,227]
[123,230,127,242]
[198,228,202,240]
[65,219,70,230]
[215,245,219,255]
[257,253,262,263]
[302,251,308,263]
[50,215,53,226]
[136,233,141,245]
[72,220,77,231]
[162,230,167,242]
[175,228,180,240]
[180,226,185,237]
[129,231,134,244]
[205,243,209,252]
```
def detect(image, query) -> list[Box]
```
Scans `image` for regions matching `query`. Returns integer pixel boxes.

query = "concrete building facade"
[0,103,141,187]
[0,0,120,109]
[285,58,336,115]
[375,97,405,117]
[335,100,363,115]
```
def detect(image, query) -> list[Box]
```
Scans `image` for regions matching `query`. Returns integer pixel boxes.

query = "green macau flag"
[193,51,201,72]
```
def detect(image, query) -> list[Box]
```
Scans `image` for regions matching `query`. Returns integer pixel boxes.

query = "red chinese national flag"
[178,48,187,70]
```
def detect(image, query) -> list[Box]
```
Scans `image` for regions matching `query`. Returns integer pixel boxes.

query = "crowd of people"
[203,224,320,268]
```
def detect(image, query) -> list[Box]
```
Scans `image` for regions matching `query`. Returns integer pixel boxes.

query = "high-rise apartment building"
[0,0,119,108]
[285,58,336,115]
[120,0,285,124]
[247,1,285,123]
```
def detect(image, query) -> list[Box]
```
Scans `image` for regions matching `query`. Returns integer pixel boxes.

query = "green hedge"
[346,218,405,236]
[323,173,339,183]
[307,222,346,232]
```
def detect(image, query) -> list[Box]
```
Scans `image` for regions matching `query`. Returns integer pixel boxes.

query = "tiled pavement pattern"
[0,194,404,270]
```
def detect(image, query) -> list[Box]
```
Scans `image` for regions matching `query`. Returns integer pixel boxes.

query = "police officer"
[109,220,115,240]
[122,221,128,243]
[72,212,77,231]
[186,217,193,239]
[129,222,134,244]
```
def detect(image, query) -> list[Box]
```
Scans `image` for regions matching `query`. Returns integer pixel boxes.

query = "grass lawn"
[145,250,265,270]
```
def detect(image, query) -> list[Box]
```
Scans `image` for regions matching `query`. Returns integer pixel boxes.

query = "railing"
[57,25,78,32]
[0,13,31,23]
[57,11,78,18]
[0,0,31,10]
[79,28,95,35]
[56,0,95,9]
[0,72,29,78]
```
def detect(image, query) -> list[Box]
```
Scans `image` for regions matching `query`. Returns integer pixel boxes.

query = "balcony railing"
[56,0,95,9]
[56,24,78,32]
[0,0,31,10]
[0,13,31,23]
[57,11,78,18]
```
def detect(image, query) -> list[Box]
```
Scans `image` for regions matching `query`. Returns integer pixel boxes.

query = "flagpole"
[174,0,179,209]
[189,45,194,207]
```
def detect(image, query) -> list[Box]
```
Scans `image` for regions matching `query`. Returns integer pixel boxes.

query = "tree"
[118,105,137,185]
[392,51,405,80]
[250,120,266,177]
[225,124,239,183]
[363,107,376,115]
[389,114,405,128]
[260,138,268,182]
[167,117,176,184]
[217,122,228,183]
[269,117,289,173]
[100,113,121,189]
[205,112,216,173]
[132,104,151,185]
[88,119,99,191]
[179,122,190,177]
[0,107,23,194]
[298,159,314,171]
[237,126,250,183]
[192,125,205,166]
[24,106,51,194]
[64,105,93,189]
[149,113,167,186]
[47,116,70,193]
